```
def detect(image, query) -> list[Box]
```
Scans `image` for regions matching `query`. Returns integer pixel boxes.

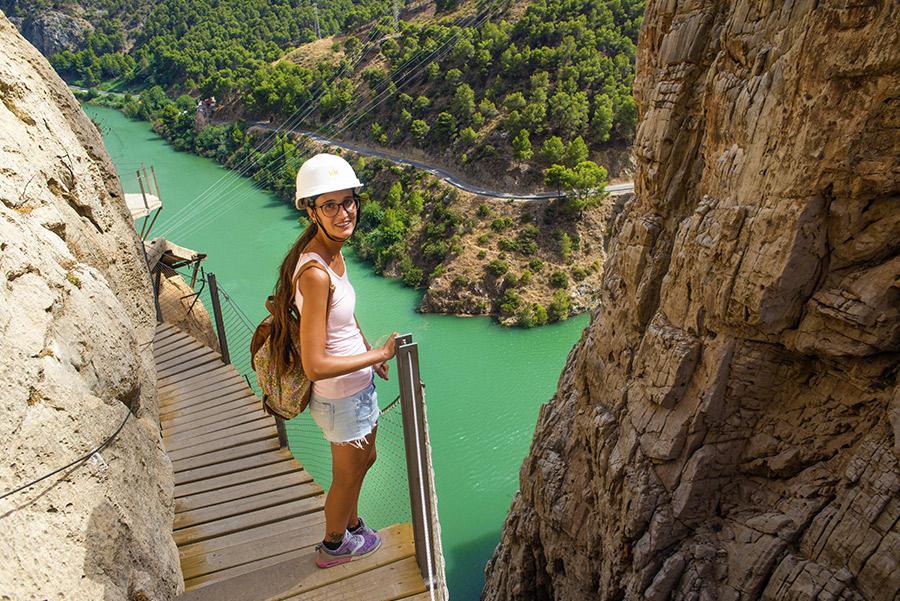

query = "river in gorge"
[85,104,589,599]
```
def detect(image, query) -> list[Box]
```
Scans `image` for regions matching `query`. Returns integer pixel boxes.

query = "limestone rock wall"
[483,1,899,600]
[0,13,182,600]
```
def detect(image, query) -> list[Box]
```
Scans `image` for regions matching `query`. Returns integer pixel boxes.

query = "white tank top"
[293,251,373,399]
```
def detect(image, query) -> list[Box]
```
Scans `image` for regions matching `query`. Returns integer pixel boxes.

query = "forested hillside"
[15,0,642,181]
[4,0,645,326]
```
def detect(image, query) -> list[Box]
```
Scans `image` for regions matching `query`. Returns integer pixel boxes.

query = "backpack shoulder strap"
[294,260,335,319]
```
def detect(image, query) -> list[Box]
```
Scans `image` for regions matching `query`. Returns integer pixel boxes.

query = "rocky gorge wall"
[483,1,899,600]
[0,13,181,600]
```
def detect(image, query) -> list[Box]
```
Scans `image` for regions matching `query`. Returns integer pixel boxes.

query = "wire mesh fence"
[150,260,412,529]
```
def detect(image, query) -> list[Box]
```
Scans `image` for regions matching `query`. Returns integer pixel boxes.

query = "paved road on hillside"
[252,122,635,200]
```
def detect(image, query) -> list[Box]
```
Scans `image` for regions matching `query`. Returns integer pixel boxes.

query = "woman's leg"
[346,426,378,529]
[323,433,374,544]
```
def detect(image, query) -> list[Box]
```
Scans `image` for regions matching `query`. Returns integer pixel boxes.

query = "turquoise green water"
[85,105,588,599]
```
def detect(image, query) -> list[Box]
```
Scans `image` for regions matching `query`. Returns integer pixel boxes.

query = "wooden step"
[175,524,414,600]
[172,439,283,474]
[175,471,313,514]
[172,494,325,546]
[174,448,295,486]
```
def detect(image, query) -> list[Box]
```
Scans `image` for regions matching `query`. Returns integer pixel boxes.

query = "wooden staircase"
[153,322,429,600]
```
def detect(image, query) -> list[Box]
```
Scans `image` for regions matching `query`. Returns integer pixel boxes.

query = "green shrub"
[571,266,588,281]
[477,203,491,217]
[548,289,570,321]
[528,258,545,272]
[533,303,549,325]
[550,270,569,288]
[519,269,533,285]
[500,289,521,317]
[503,273,518,288]
[498,238,518,252]
[487,259,509,277]
[477,250,487,259]
[490,217,513,232]
[453,275,470,287]
[477,234,490,245]
[401,257,423,287]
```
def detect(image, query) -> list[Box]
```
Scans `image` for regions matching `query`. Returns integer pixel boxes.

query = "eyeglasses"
[314,197,357,218]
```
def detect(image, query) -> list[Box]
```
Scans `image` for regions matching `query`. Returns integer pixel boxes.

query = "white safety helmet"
[294,153,363,210]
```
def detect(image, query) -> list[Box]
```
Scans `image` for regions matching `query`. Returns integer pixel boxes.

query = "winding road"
[251,122,636,200]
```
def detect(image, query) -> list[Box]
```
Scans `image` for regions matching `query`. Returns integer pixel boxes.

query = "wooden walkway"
[153,322,430,600]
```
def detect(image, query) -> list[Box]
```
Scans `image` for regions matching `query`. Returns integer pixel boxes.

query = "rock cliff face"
[483,2,899,600]
[0,14,181,600]
[8,10,93,56]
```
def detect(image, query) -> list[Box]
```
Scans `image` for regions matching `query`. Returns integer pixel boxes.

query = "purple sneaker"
[315,530,378,568]
[349,516,382,552]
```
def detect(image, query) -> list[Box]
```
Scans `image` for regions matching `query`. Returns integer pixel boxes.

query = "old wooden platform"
[153,322,429,600]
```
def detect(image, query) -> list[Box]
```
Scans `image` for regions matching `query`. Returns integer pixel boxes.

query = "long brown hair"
[269,220,319,377]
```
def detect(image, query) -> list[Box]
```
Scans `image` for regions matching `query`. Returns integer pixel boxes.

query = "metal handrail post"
[397,339,436,590]
[206,272,231,364]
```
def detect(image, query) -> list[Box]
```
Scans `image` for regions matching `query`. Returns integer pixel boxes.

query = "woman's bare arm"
[298,267,395,381]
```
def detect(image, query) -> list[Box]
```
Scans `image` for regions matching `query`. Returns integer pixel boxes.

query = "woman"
[269,152,398,568]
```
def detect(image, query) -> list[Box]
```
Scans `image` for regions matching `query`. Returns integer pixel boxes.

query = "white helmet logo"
[328,168,339,177]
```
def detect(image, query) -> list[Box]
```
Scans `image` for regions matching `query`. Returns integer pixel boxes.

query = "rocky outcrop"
[0,14,181,601]
[483,2,898,600]
[8,10,93,56]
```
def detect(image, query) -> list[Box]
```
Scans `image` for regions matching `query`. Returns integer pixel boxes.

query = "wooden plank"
[160,386,255,418]
[162,399,259,431]
[157,346,220,370]
[155,335,212,358]
[164,412,271,444]
[163,400,260,433]
[153,330,187,350]
[178,510,323,560]
[161,376,248,405]
[295,556,426,601]
[154,332,196,354]
[179,515,324,579]
[172,439,282,474]
[175,460,301,499]
[159,373,247,406]
[164,402,262,435]
[177,523,414,599]
[161,389,255,420]
[174,447,294,485]
[175,471,313,514]
[153,326,190,345]
[172,494,325,546]
[183,547,309,593]
[173,481,323,531]
[166,418,275,453]
[167,426,278,463]
[159,363,241,391]
[158,352,227,379]
[159,362,238,389]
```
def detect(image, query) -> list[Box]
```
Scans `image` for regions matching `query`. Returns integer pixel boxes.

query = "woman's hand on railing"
[379,332,400,363]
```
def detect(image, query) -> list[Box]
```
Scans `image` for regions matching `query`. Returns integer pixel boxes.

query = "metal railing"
[148,260,446,598]
[396,335,446,597]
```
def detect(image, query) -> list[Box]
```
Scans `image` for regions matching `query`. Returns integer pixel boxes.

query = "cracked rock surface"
[482,1,899,600]
[0,14,182,600]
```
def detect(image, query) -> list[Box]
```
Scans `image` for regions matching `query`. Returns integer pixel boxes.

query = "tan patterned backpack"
[250,262,334,420]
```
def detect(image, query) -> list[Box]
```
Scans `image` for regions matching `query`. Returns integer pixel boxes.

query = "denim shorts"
[308,379,379,447]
